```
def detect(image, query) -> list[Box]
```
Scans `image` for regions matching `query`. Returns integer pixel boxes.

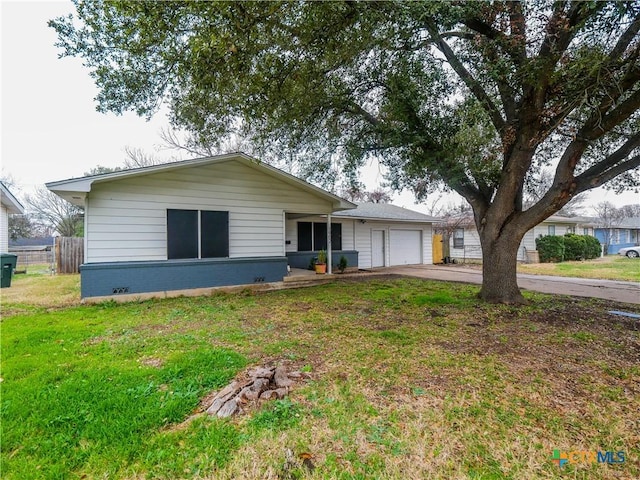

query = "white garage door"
[389,230,422,265]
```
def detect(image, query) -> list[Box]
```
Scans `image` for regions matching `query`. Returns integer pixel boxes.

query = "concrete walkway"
[384,265,640,305]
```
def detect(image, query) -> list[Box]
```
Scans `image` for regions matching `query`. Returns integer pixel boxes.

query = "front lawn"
[1,276,638,479]
[518,255,640,282]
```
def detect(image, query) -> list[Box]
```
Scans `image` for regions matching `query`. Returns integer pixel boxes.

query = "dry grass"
[0,273,80,314]
[517,255,640,282]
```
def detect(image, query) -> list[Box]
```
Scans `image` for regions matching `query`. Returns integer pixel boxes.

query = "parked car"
[618,246,640,258]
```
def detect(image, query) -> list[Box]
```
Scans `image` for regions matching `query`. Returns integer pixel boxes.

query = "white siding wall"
[354,221,433,269]
[450,221,582,262]
[450,227,483,260]
[86,161,335,263]
[284,216,355,252]
[0,205,8,253]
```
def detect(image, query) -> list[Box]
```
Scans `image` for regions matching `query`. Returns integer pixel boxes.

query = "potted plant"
[315,249,327,274]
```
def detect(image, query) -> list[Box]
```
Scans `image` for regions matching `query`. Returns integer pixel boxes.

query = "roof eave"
[332,214,437,223]
[45,153,356,210]
[0,184,25,214]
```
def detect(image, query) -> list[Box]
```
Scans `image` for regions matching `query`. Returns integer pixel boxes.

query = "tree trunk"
[478,227,527,304]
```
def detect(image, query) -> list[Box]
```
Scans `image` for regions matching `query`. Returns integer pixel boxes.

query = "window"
[297,222,342,251]
[610,229,619,244]
[167,209,228,259]
[566,226,574,234]
[583,228,590,235]
[453,228,464,248]
[548,225,556,236]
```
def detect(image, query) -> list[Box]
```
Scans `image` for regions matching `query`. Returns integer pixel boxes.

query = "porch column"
[327,214,332,274]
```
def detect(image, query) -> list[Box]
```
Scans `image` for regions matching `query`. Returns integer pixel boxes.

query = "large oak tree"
[51,1,640,303]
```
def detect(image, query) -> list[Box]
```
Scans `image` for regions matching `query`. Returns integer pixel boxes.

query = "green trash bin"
[1,254,18,288]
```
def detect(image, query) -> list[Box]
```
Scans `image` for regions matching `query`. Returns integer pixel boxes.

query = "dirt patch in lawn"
[436,298,640,412]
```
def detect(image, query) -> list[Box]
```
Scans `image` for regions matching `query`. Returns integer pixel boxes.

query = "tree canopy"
[51,1,640,302]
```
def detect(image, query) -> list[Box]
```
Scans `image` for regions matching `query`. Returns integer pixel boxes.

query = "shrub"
[536,235,565,263]
[337,255,348,273]
[584,235,602,259]
[564,233,587,260]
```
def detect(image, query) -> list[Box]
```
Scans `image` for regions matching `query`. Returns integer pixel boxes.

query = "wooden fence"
[56,237,84,274]
[10,250,54,269]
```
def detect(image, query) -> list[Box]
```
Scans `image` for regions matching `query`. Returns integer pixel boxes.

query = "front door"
[372,230,385,267]
[432,234,443,263]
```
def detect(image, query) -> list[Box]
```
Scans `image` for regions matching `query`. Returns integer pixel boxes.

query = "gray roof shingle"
[334,202,440,223]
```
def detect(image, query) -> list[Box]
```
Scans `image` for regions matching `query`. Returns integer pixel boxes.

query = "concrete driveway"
[385,265,640,305]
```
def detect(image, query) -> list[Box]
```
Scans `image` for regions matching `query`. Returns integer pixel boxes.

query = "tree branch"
[574,132,640,192]
[582,87,640,141]
[461,1,527,67]
[608,10,640,61]
[576,153,640,192]
[425,22,506,133]
[532,2,606,109]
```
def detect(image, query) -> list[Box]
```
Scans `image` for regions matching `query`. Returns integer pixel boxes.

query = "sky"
[1,1,638,215]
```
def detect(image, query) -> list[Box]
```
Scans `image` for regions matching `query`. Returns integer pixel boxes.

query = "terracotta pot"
[315,263,327,274]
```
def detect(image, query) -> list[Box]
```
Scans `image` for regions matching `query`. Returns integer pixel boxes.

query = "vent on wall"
[112,287,130,294]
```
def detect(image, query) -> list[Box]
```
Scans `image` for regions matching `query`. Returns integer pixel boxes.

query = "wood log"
[251,366,276,378]
[206,381,241,415]
[274,365,294,388]
[216,399,238,418]
[259,390,279,400]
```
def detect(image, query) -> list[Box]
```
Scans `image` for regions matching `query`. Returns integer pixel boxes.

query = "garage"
[389,229,422,265]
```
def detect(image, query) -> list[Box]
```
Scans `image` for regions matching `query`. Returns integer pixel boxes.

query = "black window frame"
[297,221,342,251]
[167,209,229,260]
[297,222,313,251]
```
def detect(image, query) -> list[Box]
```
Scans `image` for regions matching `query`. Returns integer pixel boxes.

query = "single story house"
[1,182,25,253]
[46,154,438,300]
[446,215,596,263]
[288,203,439,270]
[594,216,640,254]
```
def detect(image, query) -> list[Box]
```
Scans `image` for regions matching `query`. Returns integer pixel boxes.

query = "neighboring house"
[447,215,595,262]
[46,154,438,299]
[1,182,25,253]
[9,236,55,248]
[594,216,640,254]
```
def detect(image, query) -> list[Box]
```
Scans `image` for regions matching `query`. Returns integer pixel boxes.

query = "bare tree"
[26,186,83,237]
[593,202,625,254]
[525,170,586,217]
[366,188,392,204]
[122,146,168,169]
[619,204,640,219]
[84,165,122,176]
[433,201,474,260]
[339,185,366,202]
[8,215,34,240]
[121,127,255,170]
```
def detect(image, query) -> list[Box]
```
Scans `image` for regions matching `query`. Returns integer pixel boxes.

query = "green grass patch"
[2,276,638,479]
[518,255,640,282]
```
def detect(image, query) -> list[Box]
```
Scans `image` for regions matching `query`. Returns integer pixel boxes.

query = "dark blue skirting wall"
[81,257,289,298]
[285,250,359,270]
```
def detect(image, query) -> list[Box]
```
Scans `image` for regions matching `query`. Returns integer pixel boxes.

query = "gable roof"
[447,213,594,229]
[619,216,640,228]
[576,216,640,229]
[334,202,440,223]
[46,153,355,211]
[0,182,25,214]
